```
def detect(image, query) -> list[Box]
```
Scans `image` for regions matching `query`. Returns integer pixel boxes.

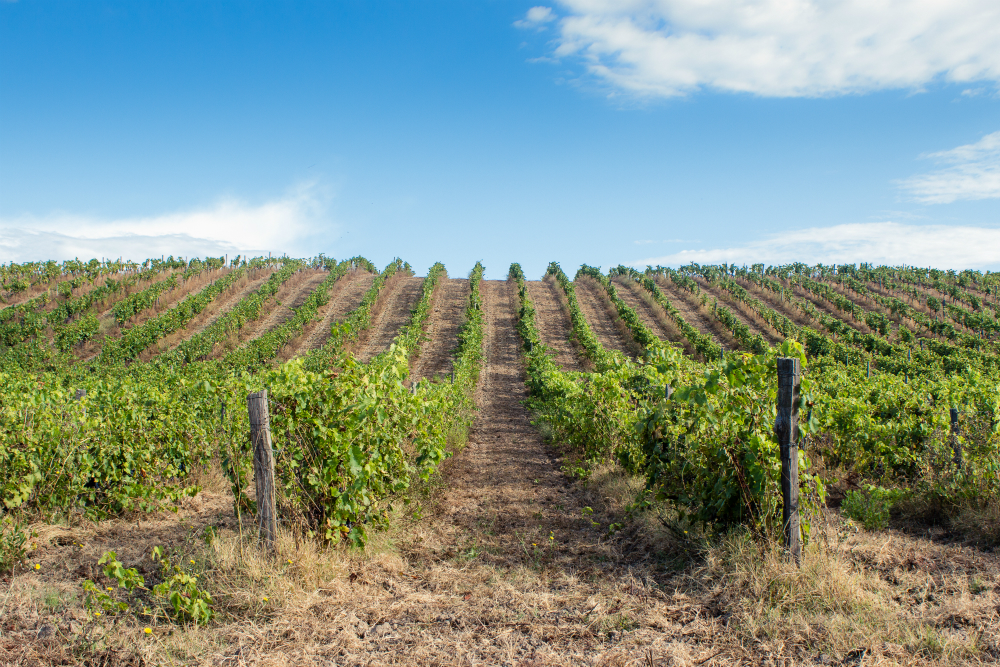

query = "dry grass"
[5,455,1000,666]
[5,279,1000,666]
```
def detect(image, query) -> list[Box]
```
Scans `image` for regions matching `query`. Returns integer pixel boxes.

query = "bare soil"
[611,277,691,352]
[791,283,875,336]
[653,277,735,349]
[282,269,376,358]
[6,279,1000,666]
[692,277,785,346]
[207,269,329,359]
[137,271,276,361]
[525,279,586,372]
[573,276,639,358]
[410,278,470,382]
[353,276,425,363]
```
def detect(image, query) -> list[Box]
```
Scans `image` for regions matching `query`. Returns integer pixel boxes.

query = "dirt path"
[792,284,875,336]
[613,276,692,353]
[573,276,637,357]
[142,271,275,359]
[290,279,720,665]
[209,269,328,359]
[654,277,733,348]
[354,276,424,363]
[525,279,585,372]
[283,269,375,358]
[694,277,785,346]
[411,278,470,381]
[735,277,816,330]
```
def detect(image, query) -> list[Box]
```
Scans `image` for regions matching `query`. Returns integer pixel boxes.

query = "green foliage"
[223,261,484,546]
[151,546,214,625]
[842,485,907,530]
[81,548,214,625]
[0,516,32,573]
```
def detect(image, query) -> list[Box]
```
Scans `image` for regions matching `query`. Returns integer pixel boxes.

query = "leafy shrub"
[842,485,907,530]
[0,516,31,573]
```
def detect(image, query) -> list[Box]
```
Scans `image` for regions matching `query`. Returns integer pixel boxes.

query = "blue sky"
[1,0,999,278]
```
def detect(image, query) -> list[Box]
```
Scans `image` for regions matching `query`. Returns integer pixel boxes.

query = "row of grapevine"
[224,262,483,545]
[223,257,376,370]
[517,264,999,540]
[162,260,307,365]
[97,257,283,365]
[609,266,721,360]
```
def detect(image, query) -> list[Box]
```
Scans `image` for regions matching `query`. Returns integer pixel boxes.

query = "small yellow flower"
[189,560,195,564]
[34,564,40,570]
[287,559,293,564]
[262,597,268,602]
[95,611,101,616]
[144,627,152,634]
[107,586,113,591]
[532,543,537,547]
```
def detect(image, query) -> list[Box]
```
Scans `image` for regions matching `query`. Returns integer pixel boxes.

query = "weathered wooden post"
[664,384,673,400]
[248,389,277,550]
[866,359,871,379]
[775,358,801,565]
[951,408,963,468]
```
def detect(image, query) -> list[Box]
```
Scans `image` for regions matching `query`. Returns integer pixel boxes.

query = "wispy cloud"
[897,131,1000,204]
[528,1,1000,98]
[0,183,333,263]
[515,6,556,30]
[631,222,1000,270]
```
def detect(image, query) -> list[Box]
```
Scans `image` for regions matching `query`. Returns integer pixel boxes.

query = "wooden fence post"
[775,357,801,565]
[248,389,277,550]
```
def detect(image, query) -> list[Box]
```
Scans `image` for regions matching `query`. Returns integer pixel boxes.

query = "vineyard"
[2,255,999,666]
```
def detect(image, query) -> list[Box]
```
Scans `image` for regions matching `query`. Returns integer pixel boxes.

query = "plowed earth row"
[573,277,637,358]
[354,276,425,363]
[9,268,1000,667]
[693,277,785,347]
[525,279,586,372]
[411,278,470,382]
[283,269,376,358]
[654,277,735,350]
[612,277,694,356]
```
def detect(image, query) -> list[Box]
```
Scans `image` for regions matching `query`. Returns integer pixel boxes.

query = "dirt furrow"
[524,279,585,372]
[654,277,735,349]
[354,276,424,363]
[141,271,276,359]
[285,279,725,664]
[734,277,817,330]
[283,269,375,358]
[694,277,785,346]
[208,269,329,359]
[612,276,692,353]
[573,276,637,357]
[411,278,470,382]
[791,284,875,336]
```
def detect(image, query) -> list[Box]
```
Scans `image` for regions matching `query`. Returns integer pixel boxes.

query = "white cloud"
[537,0,1000,98]
[0,183,332,263]
[896,131,1000,204]
[515,6,557,29]
[632,222,1000,269]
